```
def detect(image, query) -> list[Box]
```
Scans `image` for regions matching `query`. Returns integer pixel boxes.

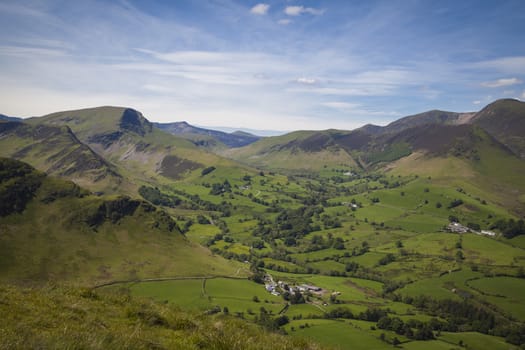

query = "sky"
[1,0,525,132]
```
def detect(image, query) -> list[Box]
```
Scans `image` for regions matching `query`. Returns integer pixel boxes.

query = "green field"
[467,277,525,320]
[121,277,285,318]
[285,319,391,350]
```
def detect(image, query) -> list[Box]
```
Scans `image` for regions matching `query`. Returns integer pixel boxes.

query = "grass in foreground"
[0,284,326,350]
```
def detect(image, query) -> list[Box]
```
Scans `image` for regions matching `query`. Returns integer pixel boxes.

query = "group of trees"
[492,218,525,238]
[138,185,181,208]
[254,307,289,331]
[209,180,232,195]
[377,316,435,340]
[0,158,45,216]
[404,296,496,334]
[307,233,345,251]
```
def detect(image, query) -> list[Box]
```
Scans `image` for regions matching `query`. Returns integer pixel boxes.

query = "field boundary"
[92,275,247,289]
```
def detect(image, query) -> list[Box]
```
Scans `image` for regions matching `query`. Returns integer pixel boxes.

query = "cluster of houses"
[341,202,359,209]
[447,222,470,233]
[264,276,323,297]
[447,222,496,237]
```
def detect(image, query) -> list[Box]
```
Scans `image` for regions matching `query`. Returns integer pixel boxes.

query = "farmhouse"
[300,284,322,292]
[480,230,497,237]
[265,284,275,292]
[447,222,469,233]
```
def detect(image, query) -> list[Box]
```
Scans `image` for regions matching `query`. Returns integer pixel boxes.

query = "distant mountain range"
[154,121,261,148]
[226,99,525,170]
[0,114,22,122]
[1,99,523,189]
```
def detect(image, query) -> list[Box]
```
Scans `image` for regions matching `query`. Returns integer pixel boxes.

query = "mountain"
[0,113,22,122]
[203,125,286,137]
[0,157,240,285]
[223,129,362,171]
[381,110,470,133]
[0,120,122,192]
[25,106,252,187]
[470,99,525,158]
[227,99,524,172]
[354,110,476,136]
[154,121,261,148]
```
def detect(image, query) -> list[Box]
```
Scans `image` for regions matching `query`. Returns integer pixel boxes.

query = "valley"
[1,99,525,349]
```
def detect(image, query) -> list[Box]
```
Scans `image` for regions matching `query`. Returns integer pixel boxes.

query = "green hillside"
[378,110,466,135]
[0,158,242,285]
[224,130,360,171]
[28,106,255,190]
[0,121,123,193]
[0,285,324,350]
[471,99,525,158]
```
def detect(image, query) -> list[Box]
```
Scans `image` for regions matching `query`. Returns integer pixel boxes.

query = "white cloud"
[129,49,296,86]
[278,19,292,25]
[295,77,318,85]
[321,101,400,118]
[322,102,361,110]
[472,100,482,105]
[290,86,395,97]
[481,77,522,88]
[250,3,269,15]
[0,45,67,57]
[475,56,525,74]
[284,6,324,16]
[521,91,525,99]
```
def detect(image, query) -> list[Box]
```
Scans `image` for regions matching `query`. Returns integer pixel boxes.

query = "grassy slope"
[0,121,123,193]
[0,159,243,286]
[387,137,525,216]
[0,285,325,350]
[472,99,525,158]
[224,130,358,171]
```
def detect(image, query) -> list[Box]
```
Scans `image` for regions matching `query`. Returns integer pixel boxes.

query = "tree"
[455,250,464,261]
[415,324,434,340]
[252,239,265,249]
[333,237,345,250]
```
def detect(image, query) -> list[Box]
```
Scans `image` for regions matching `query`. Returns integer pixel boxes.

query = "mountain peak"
[119,108,152,136]
[471,98,525,158]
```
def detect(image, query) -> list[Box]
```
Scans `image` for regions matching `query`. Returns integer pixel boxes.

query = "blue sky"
[1,0,524,131]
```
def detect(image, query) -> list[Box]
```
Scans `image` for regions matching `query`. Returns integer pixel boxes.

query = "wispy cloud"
[1,1,524,130]
[322,101,401,118]
[322,101,361,110]
[481,77,522,88]
[295,77,318,85]
[284,6,325,16]
[475,56,525,74]
[0,45,67,57]
[250,3,270,15]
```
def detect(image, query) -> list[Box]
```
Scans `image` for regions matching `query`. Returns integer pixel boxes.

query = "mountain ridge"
[154,121,261,148]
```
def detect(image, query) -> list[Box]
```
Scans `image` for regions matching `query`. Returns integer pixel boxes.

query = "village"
[263,273,330,301]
